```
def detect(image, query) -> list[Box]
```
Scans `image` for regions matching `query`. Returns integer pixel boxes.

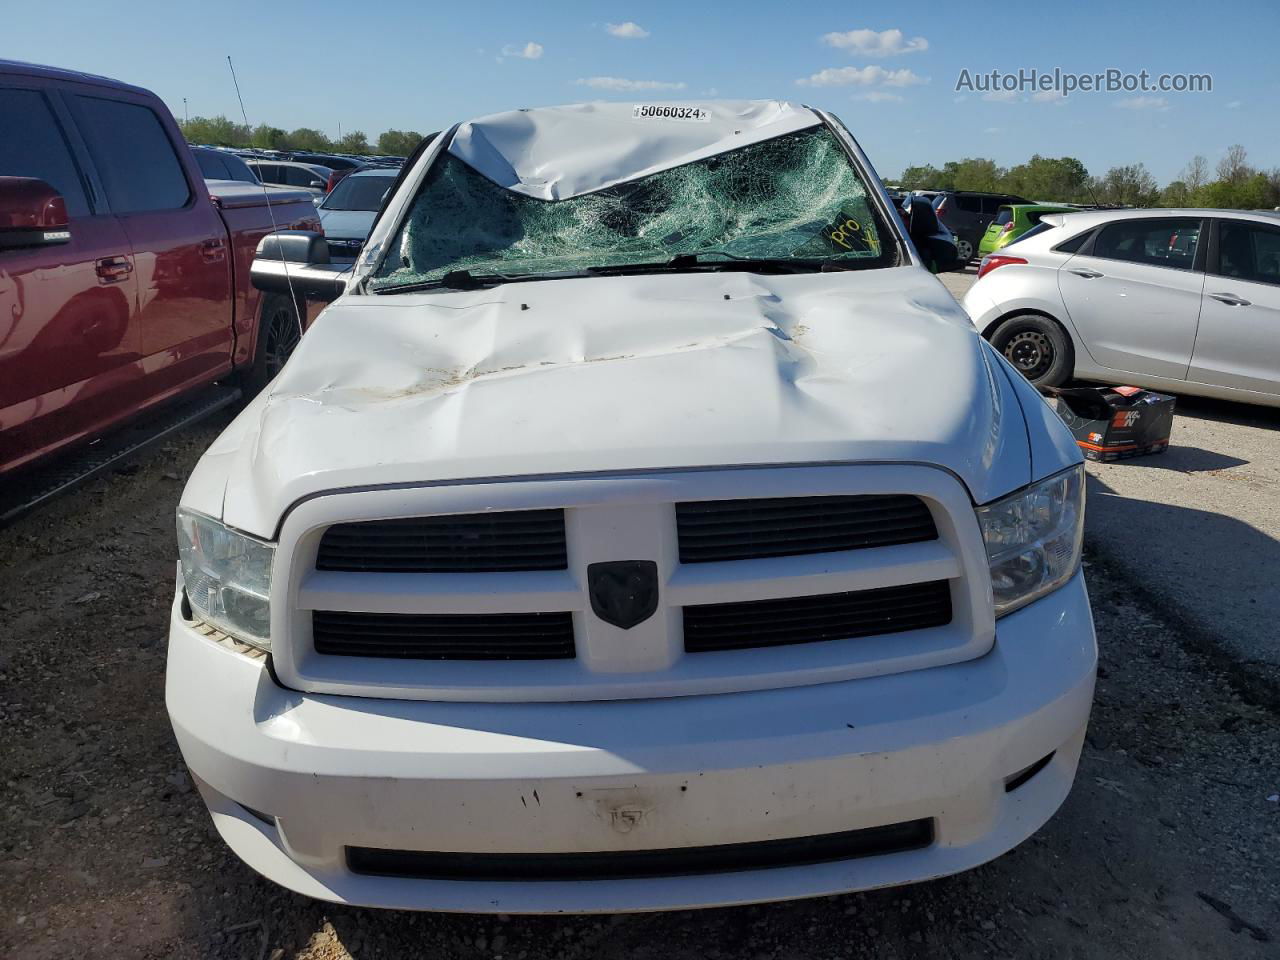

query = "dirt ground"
[1,413,1276,959]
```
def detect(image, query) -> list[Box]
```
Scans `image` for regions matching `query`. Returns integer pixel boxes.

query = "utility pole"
[338,120,343,141]
[183,98,188,125]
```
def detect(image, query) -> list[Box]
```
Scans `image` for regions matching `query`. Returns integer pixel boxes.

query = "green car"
[978,204,1079,257]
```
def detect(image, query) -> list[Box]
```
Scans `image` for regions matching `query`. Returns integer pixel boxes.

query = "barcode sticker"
[632,104,711,122]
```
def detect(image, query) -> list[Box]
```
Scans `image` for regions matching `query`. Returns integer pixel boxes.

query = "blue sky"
[3,0,1276,182]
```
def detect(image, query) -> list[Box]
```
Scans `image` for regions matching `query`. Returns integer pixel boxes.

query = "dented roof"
[447,100,820,200]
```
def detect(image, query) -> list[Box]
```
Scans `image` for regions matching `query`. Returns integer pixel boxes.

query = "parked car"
[191,146,260,184]
[315,167,399,262]
[978,203,1078,258]
[168,99,1095,913]
[963,208,1280,404]
[933,191,1031,262]
[285,153,366,193]
[287,153,363,171]
[245,159,333,196]
[0,60,322,478]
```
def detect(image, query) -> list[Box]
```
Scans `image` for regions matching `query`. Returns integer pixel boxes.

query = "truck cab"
[0,60,320,483]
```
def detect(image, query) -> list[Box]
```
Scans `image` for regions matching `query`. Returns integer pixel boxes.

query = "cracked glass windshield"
[370,124,895,290]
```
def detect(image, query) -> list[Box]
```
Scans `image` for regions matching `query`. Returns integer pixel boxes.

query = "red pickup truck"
[0,60,321,485]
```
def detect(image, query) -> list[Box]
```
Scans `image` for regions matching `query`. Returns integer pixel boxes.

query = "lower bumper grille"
[312,610,575,660]
[684,580,952,653]
[346,818,934,881]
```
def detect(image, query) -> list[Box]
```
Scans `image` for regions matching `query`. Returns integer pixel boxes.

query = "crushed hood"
[448,100,820,200]
[205,269,1032,537]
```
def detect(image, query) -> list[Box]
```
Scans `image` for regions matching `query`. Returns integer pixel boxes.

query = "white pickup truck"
[166,100,1096,913]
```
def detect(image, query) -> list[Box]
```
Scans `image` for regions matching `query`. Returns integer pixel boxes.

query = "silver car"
[963,208,1280,406]
[315,167,399,263]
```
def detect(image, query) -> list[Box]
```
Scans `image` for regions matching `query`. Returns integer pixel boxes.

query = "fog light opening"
[1004,751,1056,793]
[238,803,277,828]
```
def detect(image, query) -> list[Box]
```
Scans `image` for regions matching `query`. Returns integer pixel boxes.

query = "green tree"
[897,164,948,190]
[1002,155,1090,203]
[250,124,289,151]
[1159,180,1190,207]
[376,129,424,156]
[288,127,333,152]
[333,130,371,154]
[940,157,1004,192]
[1095,163,1160,207]
[179,115,250,147]
[1200,172,1272,210]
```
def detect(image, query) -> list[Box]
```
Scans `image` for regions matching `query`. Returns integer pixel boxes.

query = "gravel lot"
[1,289,1277,957]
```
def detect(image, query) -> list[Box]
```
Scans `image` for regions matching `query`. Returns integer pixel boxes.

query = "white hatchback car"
[963,208,1280,406]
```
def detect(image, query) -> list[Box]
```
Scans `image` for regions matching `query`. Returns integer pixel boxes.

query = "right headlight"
[976,465,1085,618]
[177,508,275,649]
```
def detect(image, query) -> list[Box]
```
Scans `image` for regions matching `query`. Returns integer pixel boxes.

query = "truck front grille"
[312,610,576,659]
[288,468,989,700]
[316,509,568,573]
[675,495,936,563]
[683,580,952,653]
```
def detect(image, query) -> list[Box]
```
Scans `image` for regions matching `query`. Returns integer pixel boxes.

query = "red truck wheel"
[243,295,303,398]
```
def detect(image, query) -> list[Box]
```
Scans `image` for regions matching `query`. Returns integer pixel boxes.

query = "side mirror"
[309,180,326,190]
[0,177,71,250]
[905,197,962,273]
[250,230,348,302]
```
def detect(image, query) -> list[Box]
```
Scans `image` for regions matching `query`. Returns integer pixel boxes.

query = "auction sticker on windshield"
[632,104,710,122]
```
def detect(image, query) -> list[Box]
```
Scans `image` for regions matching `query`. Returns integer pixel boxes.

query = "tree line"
[176,115,425,157]
[896,146,1279,210]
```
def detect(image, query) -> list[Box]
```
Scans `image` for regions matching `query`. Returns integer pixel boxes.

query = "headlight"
[976,465,1085,617]
[177,508,275,649]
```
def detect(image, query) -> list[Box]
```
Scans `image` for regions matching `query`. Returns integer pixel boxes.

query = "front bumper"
[166,571,1095,914]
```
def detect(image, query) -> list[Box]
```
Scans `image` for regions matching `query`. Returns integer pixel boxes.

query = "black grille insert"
[347,818,934,881]
[316,509,568,573]
[675,495,937,564]
[683,580,952,653]
[312,610,575,660]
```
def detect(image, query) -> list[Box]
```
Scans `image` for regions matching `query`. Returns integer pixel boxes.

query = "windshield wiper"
[586,253,858,278]
[373,268,545,294]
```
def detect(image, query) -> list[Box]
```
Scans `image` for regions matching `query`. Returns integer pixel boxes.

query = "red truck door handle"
[94,255,133,283]
[200,237,227,262]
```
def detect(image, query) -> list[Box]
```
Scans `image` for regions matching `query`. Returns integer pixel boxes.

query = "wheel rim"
[956,238,973,261]
[263,304,301,377]
[1003,329,1055,380]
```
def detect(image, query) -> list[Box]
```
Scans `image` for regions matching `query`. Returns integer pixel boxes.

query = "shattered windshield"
[370,124,895,290]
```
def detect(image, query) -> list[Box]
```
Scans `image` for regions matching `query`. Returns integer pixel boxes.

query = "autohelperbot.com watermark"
[956,67,1212,97]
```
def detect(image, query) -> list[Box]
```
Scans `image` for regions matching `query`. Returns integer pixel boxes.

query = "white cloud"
[1031,89,1066,105]
[822,28,928,57]
[605,21,649,39]
[984,126,1001,134]
[1226,99,1242,109]
[1116,95,1170,111]
[953,94,968,103]
[853,91,904,103]
[500,42,543,60]
[796,65,926,88]
[982,89,1019,102]
[702,87,720,97]
[577,76,687,92]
